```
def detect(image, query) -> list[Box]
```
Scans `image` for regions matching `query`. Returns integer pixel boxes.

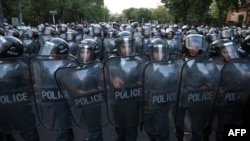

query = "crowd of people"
[0,21,250,141]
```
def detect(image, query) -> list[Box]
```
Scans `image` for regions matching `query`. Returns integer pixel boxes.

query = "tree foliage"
[161,0,247,26]
[120,6,169,24]
[0,0,108,26]
[151,6,170,23]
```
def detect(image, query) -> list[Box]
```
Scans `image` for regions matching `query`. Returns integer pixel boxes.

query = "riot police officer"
[92,24,104,61]
[238,35,250,58]
[66,30,78,56]
[209,39,244,141]
[57,24,68,40]
[104,31,147,141]
[176,34,217,141]
[75,38,104,141]
[0,36,40,141]
[166,27,182,59]
[209,39,239,61]
[240,34,250,129]
[32,38,76,141]
[143,38,175,141]
[22,28,40,57]
[141,26,152,54]
[77,38,99,63]
[181,25,189,44]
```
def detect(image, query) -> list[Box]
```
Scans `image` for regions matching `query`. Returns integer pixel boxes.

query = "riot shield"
[176,57,221,140]
[0,57,39,133]
[55,61,108,131]
[167,39,182,59]
[143,59,184,139]
[30,55,78,130]
[213,58,250,140]
[104,54,150,128]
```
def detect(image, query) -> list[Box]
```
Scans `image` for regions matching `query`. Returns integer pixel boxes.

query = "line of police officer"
[0,22,250,141]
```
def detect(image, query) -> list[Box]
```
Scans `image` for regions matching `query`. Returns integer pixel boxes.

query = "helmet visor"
[221,42,238,61]
[78,45,94,63]
[186,36,203,50]
[116,37,135,56]
[151,45,167,61]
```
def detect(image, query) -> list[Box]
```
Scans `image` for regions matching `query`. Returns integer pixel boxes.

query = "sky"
[104,0,164,14]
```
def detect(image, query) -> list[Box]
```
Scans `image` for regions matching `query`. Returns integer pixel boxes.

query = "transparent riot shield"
[55,61,108,131]
[30,55,78,130]
[143,59,184,140]
[104,54,150,128]
[0,57,39,133]
[213,58,250,140]
[167,39,182,59]
[176,57,221,140]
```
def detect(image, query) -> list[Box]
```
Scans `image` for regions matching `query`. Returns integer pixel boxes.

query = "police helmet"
[71,22,76,29]
[186,30,197,35]
[206,33,219,43]
[37,24,45,33]
[75,24,83,33]
[142,26,151,37]
[173,24,179,30]
[209,39,238,61]
[184,34,205,57]
[221,30,232,39]
[165,28,175,39]
[240,35,250,54]
[66,31,76,41]
[131,22,139,29]
[93,24,102,35]
[115,31,135,56]
[38,38,69,55]
[25,29,39,39]
[182,25,189,31]
[59,24,68,33]
[107,29,117,38]
[149,38,168,61]
[0,36,24,58]
[6,29,20,38]
[43,27,56,36]
[77,38,99,63]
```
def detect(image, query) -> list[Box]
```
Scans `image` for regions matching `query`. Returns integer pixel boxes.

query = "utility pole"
[0,0,4,24]
[18,0,23,25]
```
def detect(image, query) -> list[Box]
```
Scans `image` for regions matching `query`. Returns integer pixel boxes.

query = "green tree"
[161,0,247,26]
[214,0,247,26]
[151,6,169,23]
[161,0,212,23]
[134,8,152,23]
[0,0,107,26]
[121,8,153,23]
[122,8,138,21]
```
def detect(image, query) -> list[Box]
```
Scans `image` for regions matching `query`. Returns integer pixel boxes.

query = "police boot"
[6,134,16,141]
[68,128,75,141]
[150,137,156,141]
[203,135,209,141]
[116,135,125,141]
